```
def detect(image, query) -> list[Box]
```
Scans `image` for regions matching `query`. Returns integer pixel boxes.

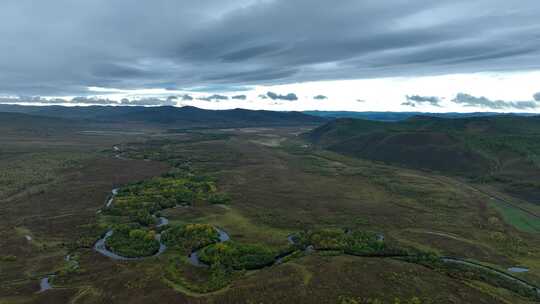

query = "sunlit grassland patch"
[189,207,291,248]
[163,255,233,296]
[489,200,540,233]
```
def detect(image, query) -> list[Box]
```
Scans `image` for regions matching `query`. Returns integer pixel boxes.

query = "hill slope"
[306,116,540,201]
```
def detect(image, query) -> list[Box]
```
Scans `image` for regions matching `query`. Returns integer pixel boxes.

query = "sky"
[1,0,540,112]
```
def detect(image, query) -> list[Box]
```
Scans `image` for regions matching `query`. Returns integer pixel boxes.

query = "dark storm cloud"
[91,63,152,79]
[219,44,283,62]
[266,92,298,101]
[452,93,539,110]
[314,95,327,100]
[202,68,299,83]
[403,95,441,107]
[1,0,540,96]
[232,95,247,100]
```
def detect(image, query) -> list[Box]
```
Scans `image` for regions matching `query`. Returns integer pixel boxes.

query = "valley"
[0,111,539,303]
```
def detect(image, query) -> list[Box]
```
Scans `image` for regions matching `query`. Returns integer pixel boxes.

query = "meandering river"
[90,186,539,298]
[94,188,168,260]
[187,228,230,267]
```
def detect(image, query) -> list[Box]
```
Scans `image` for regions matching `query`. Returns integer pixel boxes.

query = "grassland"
[489,200,540,233]
[0,118,539,304]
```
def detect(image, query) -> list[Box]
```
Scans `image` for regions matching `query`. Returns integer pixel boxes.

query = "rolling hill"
[0,105,326,127]
[306,115,540,202]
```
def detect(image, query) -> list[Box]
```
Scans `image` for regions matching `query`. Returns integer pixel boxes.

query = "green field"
[489,200,540,233]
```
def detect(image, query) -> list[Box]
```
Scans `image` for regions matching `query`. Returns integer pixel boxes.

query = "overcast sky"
[2,0,540,112]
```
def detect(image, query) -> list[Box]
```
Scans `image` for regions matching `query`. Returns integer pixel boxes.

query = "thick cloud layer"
[452,93,539,110]
[0,96,177,106]
[1,0,540,96]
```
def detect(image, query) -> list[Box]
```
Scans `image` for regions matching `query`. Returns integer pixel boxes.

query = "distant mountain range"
[1,104,536,126]
[303,111,538,121]
[0,105,326,127]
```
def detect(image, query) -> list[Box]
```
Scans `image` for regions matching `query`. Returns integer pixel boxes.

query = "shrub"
[198,242,275,270]
[292,229,346,250]
[105,226,160,258]
[344,231,388,256]
[161,224,219,253]
[132,210,157,226]
[208,193,231,204]
[0,255,17,262]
